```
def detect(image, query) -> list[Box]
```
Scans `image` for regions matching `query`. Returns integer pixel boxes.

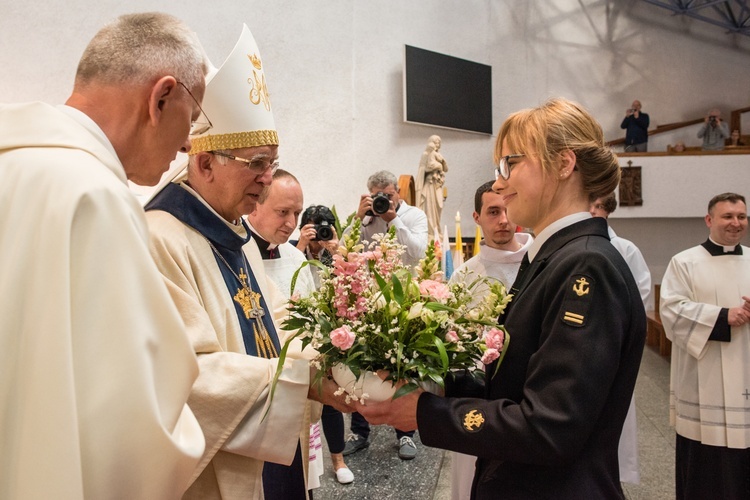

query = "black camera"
[314,220,334,241]
[709,115,717,123]
[366,192,391,216]
[300,205,336,242]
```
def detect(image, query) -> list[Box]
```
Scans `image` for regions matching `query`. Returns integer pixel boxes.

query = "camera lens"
[315,222,334,241]
[371,192,391,215]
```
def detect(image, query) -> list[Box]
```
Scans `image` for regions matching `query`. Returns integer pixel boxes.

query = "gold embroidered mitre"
[189,24,278,155]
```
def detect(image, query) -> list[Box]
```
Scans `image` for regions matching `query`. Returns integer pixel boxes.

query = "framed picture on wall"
[619,163,642,206]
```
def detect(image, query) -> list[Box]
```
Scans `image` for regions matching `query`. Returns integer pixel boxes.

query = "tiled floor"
[314,346,675,499]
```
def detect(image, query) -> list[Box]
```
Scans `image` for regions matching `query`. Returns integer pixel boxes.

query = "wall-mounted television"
[403,45,492,135]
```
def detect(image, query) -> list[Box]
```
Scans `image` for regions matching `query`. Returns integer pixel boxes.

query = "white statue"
[416,135,448,241]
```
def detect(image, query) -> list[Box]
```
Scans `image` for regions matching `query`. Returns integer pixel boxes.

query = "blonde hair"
[75,12,208,89]
[494,98,620,200]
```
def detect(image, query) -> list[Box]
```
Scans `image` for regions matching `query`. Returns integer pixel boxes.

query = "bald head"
[247,169,304,244]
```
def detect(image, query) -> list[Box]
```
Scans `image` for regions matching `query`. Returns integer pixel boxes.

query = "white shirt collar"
[708,236,739,253]
[527,212,592,262]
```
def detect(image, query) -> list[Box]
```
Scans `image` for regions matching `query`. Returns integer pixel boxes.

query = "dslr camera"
[709,115,718,124]
[300,205,336,242]
[365,192,392,216]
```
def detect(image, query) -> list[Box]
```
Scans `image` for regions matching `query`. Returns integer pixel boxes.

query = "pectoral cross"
[743,389,750,400]
[233,268,265,320]
[231,268,276,358]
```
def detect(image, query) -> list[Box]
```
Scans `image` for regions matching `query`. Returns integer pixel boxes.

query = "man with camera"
[296,205,341,274]
[620,99,650,152]
[354,170,428,268]
[698,108,730,151]
[344,170,428,460]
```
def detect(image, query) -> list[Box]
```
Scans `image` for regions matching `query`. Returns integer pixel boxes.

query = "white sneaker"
[335,466,354,484]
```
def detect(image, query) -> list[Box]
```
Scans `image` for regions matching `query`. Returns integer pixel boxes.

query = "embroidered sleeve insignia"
[563,311,584,324]
[463,409,485,432]
[560,274,594,327]
[572,277,590,296]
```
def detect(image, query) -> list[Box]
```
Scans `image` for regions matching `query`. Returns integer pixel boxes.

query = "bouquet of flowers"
[281,219,512,403]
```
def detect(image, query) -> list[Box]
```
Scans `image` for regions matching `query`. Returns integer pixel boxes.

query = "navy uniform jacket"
[418,217,646,499]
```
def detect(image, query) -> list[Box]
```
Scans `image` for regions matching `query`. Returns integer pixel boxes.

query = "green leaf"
[424,302,457,312]
[393,382,419,399]
[392,274,404,304]
[433,336,449,372]
[491,331,511,379]
[264,332,299,421]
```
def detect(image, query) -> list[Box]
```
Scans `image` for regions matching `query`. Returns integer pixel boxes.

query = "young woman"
[359,98,646,499]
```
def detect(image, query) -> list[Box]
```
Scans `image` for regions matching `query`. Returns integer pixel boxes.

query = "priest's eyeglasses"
[211,151,280,176]
[176,81,213,136]
[495,154,526,181]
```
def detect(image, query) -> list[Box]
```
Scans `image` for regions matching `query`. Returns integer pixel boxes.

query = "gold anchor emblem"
[463,409,485,432]
[572,277,590,297]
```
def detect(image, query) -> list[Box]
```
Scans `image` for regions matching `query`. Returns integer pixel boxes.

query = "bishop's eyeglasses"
[210,151,280,176]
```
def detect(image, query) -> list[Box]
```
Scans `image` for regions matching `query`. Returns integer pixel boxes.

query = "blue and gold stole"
[146,183,281,358]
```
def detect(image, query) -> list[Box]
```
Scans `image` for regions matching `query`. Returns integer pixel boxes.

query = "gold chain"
[205,238,278,358]
[206,239,246,284]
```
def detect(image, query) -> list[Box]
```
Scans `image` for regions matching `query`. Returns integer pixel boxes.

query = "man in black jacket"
[620,99,650,152]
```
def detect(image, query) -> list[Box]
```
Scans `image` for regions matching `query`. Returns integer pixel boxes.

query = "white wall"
[2,0,749,280]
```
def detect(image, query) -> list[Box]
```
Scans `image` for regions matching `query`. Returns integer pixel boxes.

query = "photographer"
[294,204,357,485]
[620,99,650,152]
[296,205,340,273]
[698,108,730,151]
[343,170,428,461]
[354,170,428,268]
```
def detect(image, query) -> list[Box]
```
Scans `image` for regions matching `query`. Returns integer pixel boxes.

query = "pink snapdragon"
[484,328,505,350]
[330,325,356,350]
[445,330,459,343]
[481,348,500,364]
[419,279,451,302]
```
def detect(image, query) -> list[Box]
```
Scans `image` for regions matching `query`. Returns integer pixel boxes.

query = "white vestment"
[609,227,652,310]
[609,226,650,484]
[450,234,534,297]
[660,244,750,449]
[249,238,316,299]
[0,102,204,499]
[146,180,314,499]
[447,233,533,500]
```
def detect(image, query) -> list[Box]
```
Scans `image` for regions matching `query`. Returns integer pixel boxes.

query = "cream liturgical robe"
[0,102,204,499]
[661,241,750,449]
[145,180,312,499]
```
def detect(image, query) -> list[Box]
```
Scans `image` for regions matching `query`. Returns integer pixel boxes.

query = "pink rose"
[481,348,500,364]
[419,279,451,301]
[484,328,505,350]
[445,330,459,343]
[330,325,356,350]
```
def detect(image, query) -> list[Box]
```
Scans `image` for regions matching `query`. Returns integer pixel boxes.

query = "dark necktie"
[509,252,530,297]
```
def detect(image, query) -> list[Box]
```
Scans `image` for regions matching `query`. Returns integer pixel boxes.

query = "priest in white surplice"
[246,170,316,300]
[0,13,208,499]
[144,25,348,500]
[447,181,533,500]
[590,191,651,485]
[660,192,750,500]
